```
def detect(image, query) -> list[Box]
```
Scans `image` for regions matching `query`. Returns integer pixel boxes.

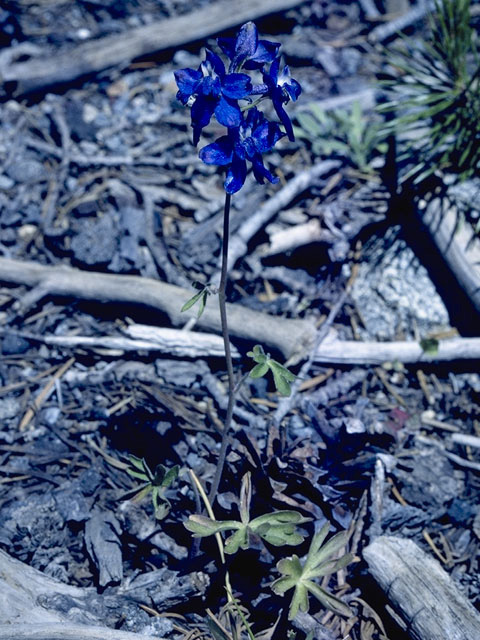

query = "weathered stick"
[0,258,316,359]
[363,536,480,640]
[314,336,480,364]
[0,624,160,640]
[420,195,480,314]
[12,324,240,359]
[2,0,304,97]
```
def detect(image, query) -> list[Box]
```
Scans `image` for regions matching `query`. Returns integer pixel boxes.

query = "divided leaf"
[123,457,179,520]
[184,473,309,554]
[247,344,296,396]
[271,523,353,621]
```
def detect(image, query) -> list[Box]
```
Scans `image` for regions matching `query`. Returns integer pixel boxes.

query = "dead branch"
[420,195,480,314]
[364,536,480,640]
[0,258,316,360]
[1,0,305,97]
[14,324,240,359]
[314,335,480,364]
[368,0,435,43]
[0,624,160,640]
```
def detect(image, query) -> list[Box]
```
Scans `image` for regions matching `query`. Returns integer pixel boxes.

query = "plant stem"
[208,192,236,505]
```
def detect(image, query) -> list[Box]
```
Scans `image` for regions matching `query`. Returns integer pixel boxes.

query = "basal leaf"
[184,514,240,537]
[126,469,149,482]
[306,531,348,573]
[224,526,249,554]
[251,511,310,528]
[270,574,297,596]
[287,583,309,620]
[161,464,179,488]
[154,500,170,521]
[128,454,147,472]
[269,360,296,382]
[314,552,354,578]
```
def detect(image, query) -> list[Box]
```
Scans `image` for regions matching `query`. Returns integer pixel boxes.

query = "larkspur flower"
[217,21,280,72]
[174,21,301,193]
[262,58,302,142]
[174,49,252,145]
[199,107,284,194]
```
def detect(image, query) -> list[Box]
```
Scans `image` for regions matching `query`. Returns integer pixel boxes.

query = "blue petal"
[285,78,302,102]
[244,107,259,131]
[252,120,284,153]
[251,154,278,184]
[243,137,257,159]
[191,95,216,145]
[272,93,295,142]
[217,37,236,60]
[244,40,281,69]
[224,154,247,194]
[221,73,252,99]
[174,68,202,104]
[233,139,246,160]
[231,22,258,70]
[201,75,221,97]
[205,49,225,77]
[268,58,280,84]
[215,95,243,128]
[199,136,233,166]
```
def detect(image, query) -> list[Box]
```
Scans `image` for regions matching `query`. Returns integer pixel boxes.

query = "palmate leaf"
[247,344,296,396]
[123,456,178,520]
[271,523,353,621]
[184,473,309,554]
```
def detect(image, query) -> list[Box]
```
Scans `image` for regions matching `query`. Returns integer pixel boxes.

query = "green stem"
[208,192,236,505]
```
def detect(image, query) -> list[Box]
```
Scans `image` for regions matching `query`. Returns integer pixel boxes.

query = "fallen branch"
[0,623,160,640]
[1,0,305,97]
[368,0,435,43]
[314,336,480,364]
[0,547,192,639]
[11,325,240,359]
[0,258,316,360]
[364,536,480,640]
[420,194,480,314]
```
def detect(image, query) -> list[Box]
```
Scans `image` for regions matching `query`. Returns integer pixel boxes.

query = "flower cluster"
[174,22,301,194]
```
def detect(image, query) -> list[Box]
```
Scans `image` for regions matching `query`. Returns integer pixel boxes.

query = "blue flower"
[174,49,252,145]
[217,21,280,72]
[262,58,302,142]
[199,108,284,194]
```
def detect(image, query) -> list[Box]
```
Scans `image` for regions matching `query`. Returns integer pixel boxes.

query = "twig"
[314,336,480,364]
[19,357,74,431]
[369,0,436,43]
[0,623,161,640]
[272,285,351,428]
[5,326,240,359]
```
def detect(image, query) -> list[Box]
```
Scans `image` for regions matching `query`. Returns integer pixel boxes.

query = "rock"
[71,215,117,266]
